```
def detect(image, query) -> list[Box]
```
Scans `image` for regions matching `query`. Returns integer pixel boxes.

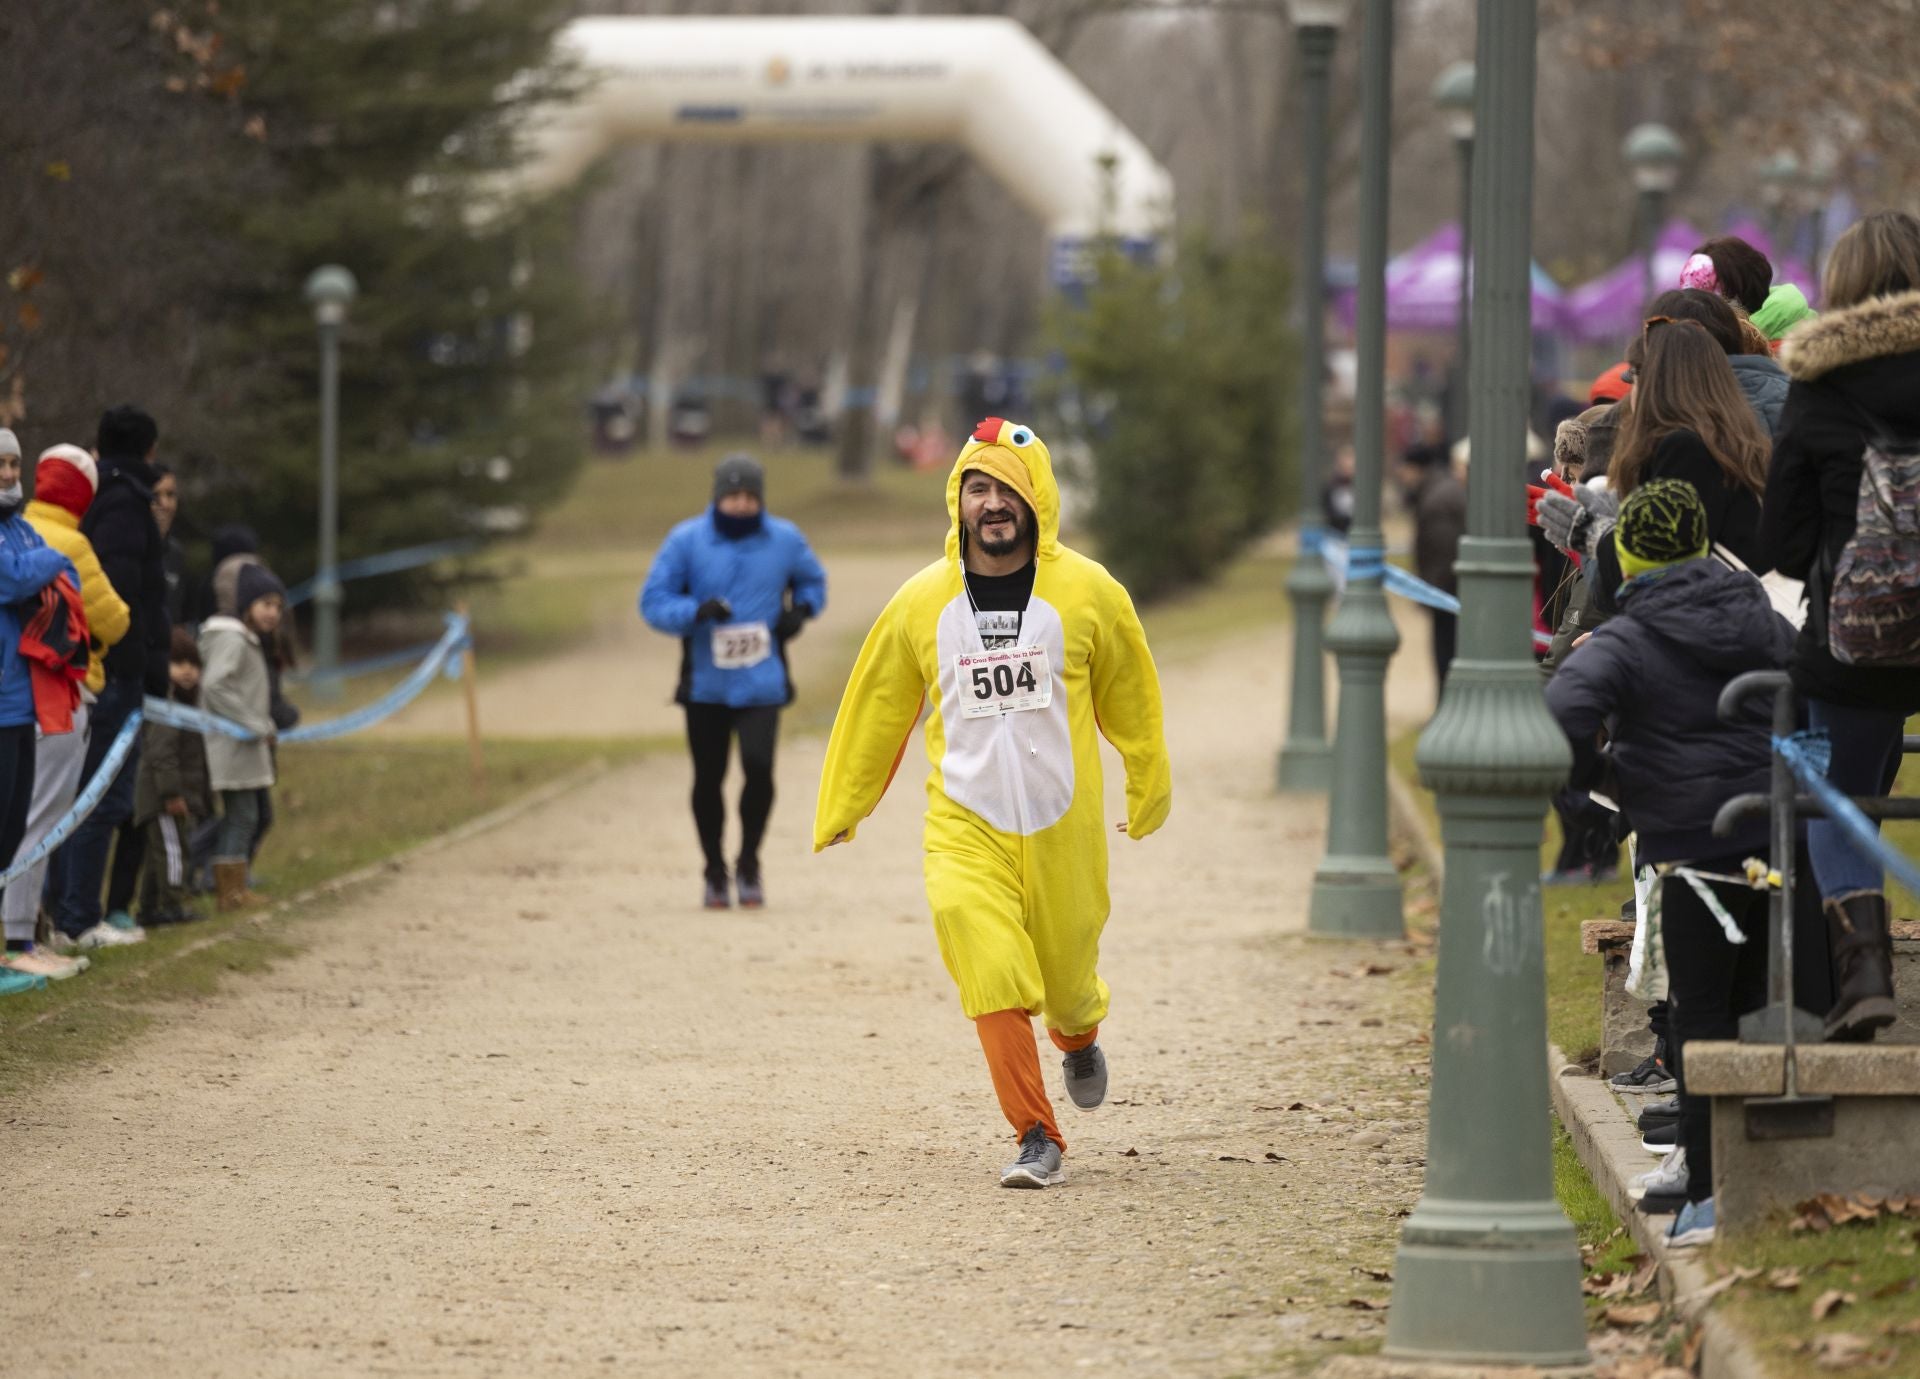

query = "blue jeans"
[47,677,144,938]
[1805,698,1907,900]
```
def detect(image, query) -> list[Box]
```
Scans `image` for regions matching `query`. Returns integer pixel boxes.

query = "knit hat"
[1589,361,1633,404]
[0,429,19,460]
[1751,282,1817,342]
[34,444,99,520]
[1615,478,1709,580]
[712,452,765,504]
[233,560,286,615]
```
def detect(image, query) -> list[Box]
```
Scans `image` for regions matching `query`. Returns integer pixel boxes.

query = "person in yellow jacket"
[1,443,131,973]
[815,417,1171,1189]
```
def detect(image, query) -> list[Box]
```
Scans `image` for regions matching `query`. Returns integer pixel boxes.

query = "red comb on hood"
[971,417,1004,443]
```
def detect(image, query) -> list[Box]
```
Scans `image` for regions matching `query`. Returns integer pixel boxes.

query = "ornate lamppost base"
[1306,861,1404,937]
[1385,1207,1588,1365]
[1277,742,1333,792]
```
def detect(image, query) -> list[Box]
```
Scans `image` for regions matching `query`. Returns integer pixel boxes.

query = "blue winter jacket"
[639,510,829,708]
[0,512,79,728]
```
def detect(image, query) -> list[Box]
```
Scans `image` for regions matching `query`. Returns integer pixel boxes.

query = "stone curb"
[18,757,612,1032]
[1387,768,1771,1379]
[1547,1046,1772,1379]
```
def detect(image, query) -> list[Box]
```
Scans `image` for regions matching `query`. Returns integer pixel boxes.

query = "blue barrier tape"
[1344,545,1387,583]
[0,615,473,893]
[285,637,446,686]
[286,538,483,608]
[1775,731,1920,897]
[1383,563,1460,615]
[145,614,471,745]
[1320,537,1553,650]
[0,709,144,887]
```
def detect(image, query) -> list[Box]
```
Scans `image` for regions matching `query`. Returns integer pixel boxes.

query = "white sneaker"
[1,947,84,980]
[1629,1147,1685,1200]
[75,922,144,950]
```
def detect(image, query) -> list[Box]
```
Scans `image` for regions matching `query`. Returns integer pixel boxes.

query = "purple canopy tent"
[1331,222,1568,334]
[1561,217,1821,345]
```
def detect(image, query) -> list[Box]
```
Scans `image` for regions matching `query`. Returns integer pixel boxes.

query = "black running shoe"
[1610,1054,1677,1095]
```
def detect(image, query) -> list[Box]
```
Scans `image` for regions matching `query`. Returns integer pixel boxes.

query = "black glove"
[773,604,811,641]
[693,597,733,623]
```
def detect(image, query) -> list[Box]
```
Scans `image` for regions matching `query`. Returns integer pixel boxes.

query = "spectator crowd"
[0,405,299,990]
[1491,213,1920,1249]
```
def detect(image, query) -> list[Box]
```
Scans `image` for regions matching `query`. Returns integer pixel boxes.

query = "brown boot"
[1824,890,1897,1041]
[213,860,264,913]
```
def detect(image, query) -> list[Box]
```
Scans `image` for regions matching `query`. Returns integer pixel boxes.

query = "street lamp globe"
[1286,0,1346,30]
[1432,60,1475,142]
[304,264,359,327]
[1622,122,1685,194]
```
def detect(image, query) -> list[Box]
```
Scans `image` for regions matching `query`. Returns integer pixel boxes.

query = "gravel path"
[3,598,1448,1377]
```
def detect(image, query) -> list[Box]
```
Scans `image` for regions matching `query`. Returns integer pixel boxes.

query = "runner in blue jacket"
[640,454,828,910]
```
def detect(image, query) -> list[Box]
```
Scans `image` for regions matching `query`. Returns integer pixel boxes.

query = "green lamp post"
[1432,60,1475,444]
[1802,145,1838,290]
[1276,0,1346,793]
[1623,122,1684,310]
[1383,0,1588,1363]
[1757,148,1802,258]
[303,263,358,700]
[1306,0,1402,940]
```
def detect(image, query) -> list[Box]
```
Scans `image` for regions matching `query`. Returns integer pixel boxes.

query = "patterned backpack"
[1827,431,1920,666]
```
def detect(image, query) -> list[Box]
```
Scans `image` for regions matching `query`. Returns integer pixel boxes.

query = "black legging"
[684,703,780,882]
[0,726,37,939]
[1661,858,1767,1203]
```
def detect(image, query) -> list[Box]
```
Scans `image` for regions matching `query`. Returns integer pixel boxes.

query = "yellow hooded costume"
[815,418,1171,1150]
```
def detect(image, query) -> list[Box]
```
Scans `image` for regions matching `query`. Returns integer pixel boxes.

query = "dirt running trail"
[3,617,1443,1378]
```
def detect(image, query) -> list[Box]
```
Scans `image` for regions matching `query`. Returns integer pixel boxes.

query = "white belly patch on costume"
[934,592,1075,835]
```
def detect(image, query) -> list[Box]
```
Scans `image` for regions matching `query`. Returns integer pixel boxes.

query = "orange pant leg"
[975,1008,1063,1152]
[1048,1025,1098,1053]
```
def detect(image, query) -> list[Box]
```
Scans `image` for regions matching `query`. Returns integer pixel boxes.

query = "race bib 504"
[954,645,1051,719]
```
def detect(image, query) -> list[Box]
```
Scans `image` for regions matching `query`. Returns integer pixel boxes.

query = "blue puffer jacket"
[0,511,79,728]
[639,510,829,708]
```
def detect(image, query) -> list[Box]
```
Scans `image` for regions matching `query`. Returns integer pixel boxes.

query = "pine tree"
[165,0,597,602]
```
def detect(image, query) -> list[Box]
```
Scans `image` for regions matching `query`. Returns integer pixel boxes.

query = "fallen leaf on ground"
[1768,1267,1804,1291]
[1343,1297,1388,1311]
[1351,1266,1392,1282]
[1121,1148,1139,1157]
[1868,1276,1916,1300]
[1686,1273,1741,1305]
[1602,1302,1662,1327]
[1789,1332,1889,1369]
[1811,1288,1855,1321]
[1216,1155,1253,1163]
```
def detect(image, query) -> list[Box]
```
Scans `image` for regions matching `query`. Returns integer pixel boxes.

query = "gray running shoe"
[1062,1043,1108,1110]
[703,875,731,910]
[999,1124,1064,1189]
[735,870,764,909]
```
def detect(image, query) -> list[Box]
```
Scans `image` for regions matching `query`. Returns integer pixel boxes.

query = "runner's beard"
[970,507,1031,559]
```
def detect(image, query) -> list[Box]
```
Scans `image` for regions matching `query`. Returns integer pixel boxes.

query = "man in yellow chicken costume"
[815,417,1171,1189]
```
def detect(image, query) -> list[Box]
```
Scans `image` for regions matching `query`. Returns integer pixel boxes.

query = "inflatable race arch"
[515,15,1172,265]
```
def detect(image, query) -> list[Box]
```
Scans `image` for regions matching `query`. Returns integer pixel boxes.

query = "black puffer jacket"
[1761,288,1920,714]
[1545,558,1793,864]
[84,453,172,696]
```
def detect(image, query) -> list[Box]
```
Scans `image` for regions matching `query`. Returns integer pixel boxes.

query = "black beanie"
[233,561,286,614]
[712,453,765,504]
